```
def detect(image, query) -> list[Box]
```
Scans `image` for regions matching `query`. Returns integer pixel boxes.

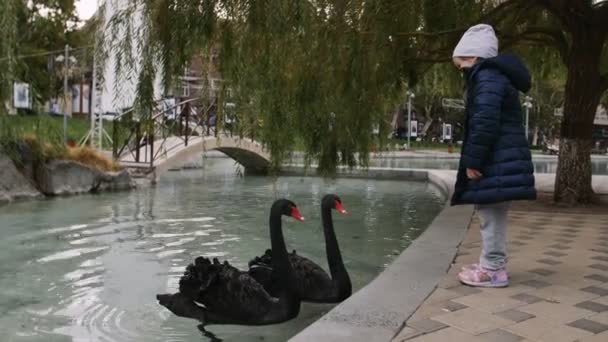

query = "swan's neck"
[321,206,351,294]
[269,209,298,301]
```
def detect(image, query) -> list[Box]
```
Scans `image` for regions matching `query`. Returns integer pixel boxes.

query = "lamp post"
[406,91,415,149]
[56,45,77,144]
[523,96,533,141]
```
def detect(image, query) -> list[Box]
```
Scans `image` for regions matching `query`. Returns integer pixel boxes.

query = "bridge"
[110,98,271,177]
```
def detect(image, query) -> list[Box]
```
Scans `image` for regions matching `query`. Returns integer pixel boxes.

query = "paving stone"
[548,244,572,250]
[519,279,551,289]
[433,307,513,335]
[449,285,483,296]
[505,317,593,342]
[407,318,448,334]
[544,251,568,257]
[406,327,481,342]
[393,326,423,341]
[495,309,536,323]
[528,268,556,277]
[536,258,562,266]
[510,241,527,247]
[591,256,608,262]
[591,248,608,255]
[560,234,577,239]
[443,300,468,312]
[510,293,544,304]
[452,292,524,314]
[585,274,608,283]
[591,311,608,324]
[409,302,450,321]
[555,238,574,244]
[567,318,608,334]
[425,288,463,305]
[562,228,580,233]
[596,296,608,306]
[580,286,608,296]
[589,264,608,272]
[515,235,534,241]
[530,285,599,305]
[477,329,524,342]
[577,331,608,342]
[437,276,461,289]
[575,301,608,313]
[519,301,595,324]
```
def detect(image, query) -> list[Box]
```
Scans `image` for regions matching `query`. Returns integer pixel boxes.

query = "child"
[450,24,536,288]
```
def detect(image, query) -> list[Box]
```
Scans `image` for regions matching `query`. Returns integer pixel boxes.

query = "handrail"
[111,94,261,175]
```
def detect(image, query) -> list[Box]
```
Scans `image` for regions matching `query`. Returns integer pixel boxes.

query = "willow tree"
[0,0,19,112]
[104,0,607,203]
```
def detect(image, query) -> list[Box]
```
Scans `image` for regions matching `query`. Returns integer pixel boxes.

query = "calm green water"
[0,159,443,342]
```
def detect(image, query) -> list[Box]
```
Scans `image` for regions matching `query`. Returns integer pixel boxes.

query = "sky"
[76,0,98,20]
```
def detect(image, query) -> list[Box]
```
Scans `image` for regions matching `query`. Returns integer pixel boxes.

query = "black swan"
[156,199,304,326]
[248,194,352,303]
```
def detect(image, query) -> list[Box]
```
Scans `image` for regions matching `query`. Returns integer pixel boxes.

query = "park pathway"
[393,198,608,342]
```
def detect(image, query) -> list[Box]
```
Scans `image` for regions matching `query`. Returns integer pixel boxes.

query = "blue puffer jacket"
[451,54,537,206]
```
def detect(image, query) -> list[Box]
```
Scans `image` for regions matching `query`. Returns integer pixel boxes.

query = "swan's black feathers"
[180,256,277,322]
[248,252,333,301]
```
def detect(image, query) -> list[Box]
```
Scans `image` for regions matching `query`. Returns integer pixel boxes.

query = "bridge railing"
[111,97,258,171]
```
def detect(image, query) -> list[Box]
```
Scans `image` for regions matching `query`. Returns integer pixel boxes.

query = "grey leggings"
[476,202,510,270]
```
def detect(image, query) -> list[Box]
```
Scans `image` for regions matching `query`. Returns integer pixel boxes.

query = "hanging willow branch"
[0,0,19,113]
[105,0,583,175]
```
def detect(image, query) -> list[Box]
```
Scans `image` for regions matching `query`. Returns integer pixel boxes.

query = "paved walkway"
[393,199,608,342]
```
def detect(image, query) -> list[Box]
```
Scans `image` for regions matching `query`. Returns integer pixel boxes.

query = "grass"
[0,114,120,172]
[0,114,90,145]
[63,146,121,171]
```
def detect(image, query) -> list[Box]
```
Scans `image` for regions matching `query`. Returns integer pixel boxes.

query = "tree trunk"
[421,104,433,139]
[554,27,606,205]
[532,125,539,147]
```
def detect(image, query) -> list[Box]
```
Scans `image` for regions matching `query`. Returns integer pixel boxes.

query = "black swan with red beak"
[156,199,305,326]
[249,194,352,303]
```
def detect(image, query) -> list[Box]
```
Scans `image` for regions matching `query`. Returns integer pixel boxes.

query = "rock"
[15,141,37,181]
[0,152,42,203]
[37,160,135,196]
[97,169,136,192]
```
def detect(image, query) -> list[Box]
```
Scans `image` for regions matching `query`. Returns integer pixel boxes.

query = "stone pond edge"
[282,165,474,342]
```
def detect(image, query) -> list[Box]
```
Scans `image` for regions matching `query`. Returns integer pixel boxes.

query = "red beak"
[335,200,348,215]
[290,207,305,222]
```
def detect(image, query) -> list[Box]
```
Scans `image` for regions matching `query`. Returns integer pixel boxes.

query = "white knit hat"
[453,24,499,59]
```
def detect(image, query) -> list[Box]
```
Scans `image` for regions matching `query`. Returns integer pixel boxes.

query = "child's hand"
[466,168,483,180]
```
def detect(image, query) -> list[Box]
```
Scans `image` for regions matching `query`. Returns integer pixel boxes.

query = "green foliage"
[0,114,89,147]
[0,0,87,111]
[0,0,19,112]
[102,0,608,178]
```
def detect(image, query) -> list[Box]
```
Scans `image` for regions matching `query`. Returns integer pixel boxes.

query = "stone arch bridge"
[110,98,270,177]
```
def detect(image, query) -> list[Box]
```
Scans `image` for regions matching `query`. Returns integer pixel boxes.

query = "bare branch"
[361,0,527,38]
[520,26,570,65]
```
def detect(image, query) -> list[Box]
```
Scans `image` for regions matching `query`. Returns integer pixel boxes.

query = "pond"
[0,158,444,342]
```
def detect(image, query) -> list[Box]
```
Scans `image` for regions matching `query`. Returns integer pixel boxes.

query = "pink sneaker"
[458,267,509,288]
[461,263,479,271]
